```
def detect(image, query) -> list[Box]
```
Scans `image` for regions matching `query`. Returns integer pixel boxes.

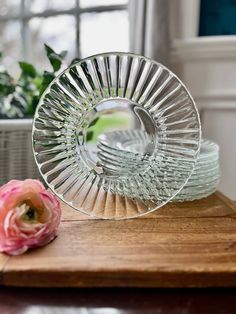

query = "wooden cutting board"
[1,191,236,288]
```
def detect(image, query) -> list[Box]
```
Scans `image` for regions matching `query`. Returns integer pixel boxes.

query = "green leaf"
[44,44,67,72]
[44,44,55,56]
[0,72,15,95]
[32,95,40,109]
[19,61,37,78]
[0,52,2,61]
[0,89,28,118]
[49,53,62,72]
[88,117,99,127]
[42,71,55,86]
[0,71,13,85]
[32,75,43,89]
[59,50,68,59]
[0,44,69,118]
[27,95,40,115]
[86,131,94,142]
[40,71,55,95]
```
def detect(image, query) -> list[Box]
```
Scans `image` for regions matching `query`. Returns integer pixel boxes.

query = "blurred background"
[0,0,236,200]
[0,0,129,76]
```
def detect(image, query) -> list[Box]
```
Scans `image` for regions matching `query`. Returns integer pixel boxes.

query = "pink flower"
[0,179,61,255]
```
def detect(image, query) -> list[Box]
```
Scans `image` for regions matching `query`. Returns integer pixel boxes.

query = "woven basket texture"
[0,119,40,185]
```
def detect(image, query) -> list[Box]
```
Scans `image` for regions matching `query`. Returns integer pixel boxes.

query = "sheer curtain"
[129,0,170,66]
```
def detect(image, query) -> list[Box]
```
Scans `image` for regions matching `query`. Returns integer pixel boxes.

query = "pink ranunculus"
[0,179,61,255]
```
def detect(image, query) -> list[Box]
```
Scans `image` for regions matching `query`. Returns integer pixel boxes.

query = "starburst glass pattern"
[32,52,201,219]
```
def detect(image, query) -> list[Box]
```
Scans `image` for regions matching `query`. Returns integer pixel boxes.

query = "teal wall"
[199,0,236,36]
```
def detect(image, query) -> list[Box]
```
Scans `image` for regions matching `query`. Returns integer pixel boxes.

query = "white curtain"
[129,0,170,66]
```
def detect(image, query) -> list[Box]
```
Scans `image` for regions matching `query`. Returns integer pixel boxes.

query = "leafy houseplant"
[0,45,71,185]
[0,45,101,185]
[0,44,68,119]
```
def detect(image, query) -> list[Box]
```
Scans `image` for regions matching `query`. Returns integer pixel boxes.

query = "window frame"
[0,0,128,59]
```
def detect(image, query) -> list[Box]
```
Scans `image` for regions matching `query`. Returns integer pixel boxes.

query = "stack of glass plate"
[173,139,220,201]
[98,130,220,202]
[32,52,201,219]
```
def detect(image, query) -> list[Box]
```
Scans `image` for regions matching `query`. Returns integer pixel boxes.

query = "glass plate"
[172,187,218,202]
[32,52,201,219]
[98,132,220,202]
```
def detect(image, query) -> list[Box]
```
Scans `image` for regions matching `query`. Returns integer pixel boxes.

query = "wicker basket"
[0,119,40,185]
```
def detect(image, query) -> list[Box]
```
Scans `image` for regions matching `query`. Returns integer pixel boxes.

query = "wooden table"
[1,191,236,288]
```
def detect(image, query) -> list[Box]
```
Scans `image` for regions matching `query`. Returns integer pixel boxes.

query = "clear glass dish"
[98,132,220,202]
[32,52,201,219]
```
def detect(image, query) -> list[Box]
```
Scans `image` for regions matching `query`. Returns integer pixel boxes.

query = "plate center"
[76,98,157,178]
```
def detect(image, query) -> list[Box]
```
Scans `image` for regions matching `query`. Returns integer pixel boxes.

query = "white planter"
[171,36,236,200]
[0,119,40,185]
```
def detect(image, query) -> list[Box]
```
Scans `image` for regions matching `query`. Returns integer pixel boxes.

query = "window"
[0,0,129,76]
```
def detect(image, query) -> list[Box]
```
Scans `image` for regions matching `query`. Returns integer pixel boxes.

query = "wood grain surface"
[1,191,236,288]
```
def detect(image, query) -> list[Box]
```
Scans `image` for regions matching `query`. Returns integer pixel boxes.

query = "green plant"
[0,44,67,118]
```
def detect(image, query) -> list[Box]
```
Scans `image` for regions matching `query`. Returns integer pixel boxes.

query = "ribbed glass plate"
[173,187,218,201]
[32,52,201,219]
[98,133,220,202]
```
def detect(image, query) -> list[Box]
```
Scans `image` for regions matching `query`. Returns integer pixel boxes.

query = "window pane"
[28,16,76,70]
[80,11,129,57]
[0,0,20,17]
[0,21,22,76]
[28,0,76,13]
[80,0,128,8]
